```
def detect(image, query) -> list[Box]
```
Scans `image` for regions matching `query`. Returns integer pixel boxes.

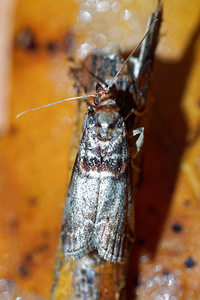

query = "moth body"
[61,89,133,263]
[61,1,162,264]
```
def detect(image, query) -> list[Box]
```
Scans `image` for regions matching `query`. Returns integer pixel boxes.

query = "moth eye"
[94,97,101,105]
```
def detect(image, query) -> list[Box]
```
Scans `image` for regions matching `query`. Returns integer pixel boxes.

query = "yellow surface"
[0,0,200,299]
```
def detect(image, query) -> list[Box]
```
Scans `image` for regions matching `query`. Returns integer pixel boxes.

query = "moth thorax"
[95,112,121,141]
[94,98,120,113]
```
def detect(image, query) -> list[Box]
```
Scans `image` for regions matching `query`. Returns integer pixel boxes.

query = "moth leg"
[132,127,144,152]
[129,127,144,172]
[124,107,146,121]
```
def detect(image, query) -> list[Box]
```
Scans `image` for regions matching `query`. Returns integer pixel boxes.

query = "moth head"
[86,83,119,113]
[87,83,115,107]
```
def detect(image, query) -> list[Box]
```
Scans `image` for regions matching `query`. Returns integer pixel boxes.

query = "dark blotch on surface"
[184,256,196,268]
[9,125,19,136]
[34,243,49,252]
[183,199,191,206]
[28,197,38,206]
[162,271,171,278]
[171,223,183,233]
[18,264,30,277]
[9,218,20,230]
[67,56,75,62]
[16,28,38,51]
[135,276,141,287]
[41,230,50,237]
[24,253,33,263]
[64,31,75,53]
[136,239,145,246]
[147,205,157,214]
[46,41,58,52]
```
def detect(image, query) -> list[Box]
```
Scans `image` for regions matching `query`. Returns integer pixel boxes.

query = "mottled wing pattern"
[61,110,133,263]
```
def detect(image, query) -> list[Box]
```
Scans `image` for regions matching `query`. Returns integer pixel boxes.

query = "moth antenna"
[108,18,158,89]
[16,94,96,118]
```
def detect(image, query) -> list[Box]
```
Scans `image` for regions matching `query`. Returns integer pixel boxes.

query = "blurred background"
[0,0,200,299]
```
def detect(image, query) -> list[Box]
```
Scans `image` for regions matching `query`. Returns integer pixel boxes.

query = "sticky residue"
[74,0,149,58]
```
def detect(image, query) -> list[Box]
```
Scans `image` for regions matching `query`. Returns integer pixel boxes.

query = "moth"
[61,4,162,264]
[17,2,162,264]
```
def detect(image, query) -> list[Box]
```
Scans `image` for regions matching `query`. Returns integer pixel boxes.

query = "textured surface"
[0,0,200,299]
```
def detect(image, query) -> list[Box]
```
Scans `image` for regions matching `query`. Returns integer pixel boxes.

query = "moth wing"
[94,167,133,263]
[94,120,134,264]
[61,162,100,259]
[61,111,101,259]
